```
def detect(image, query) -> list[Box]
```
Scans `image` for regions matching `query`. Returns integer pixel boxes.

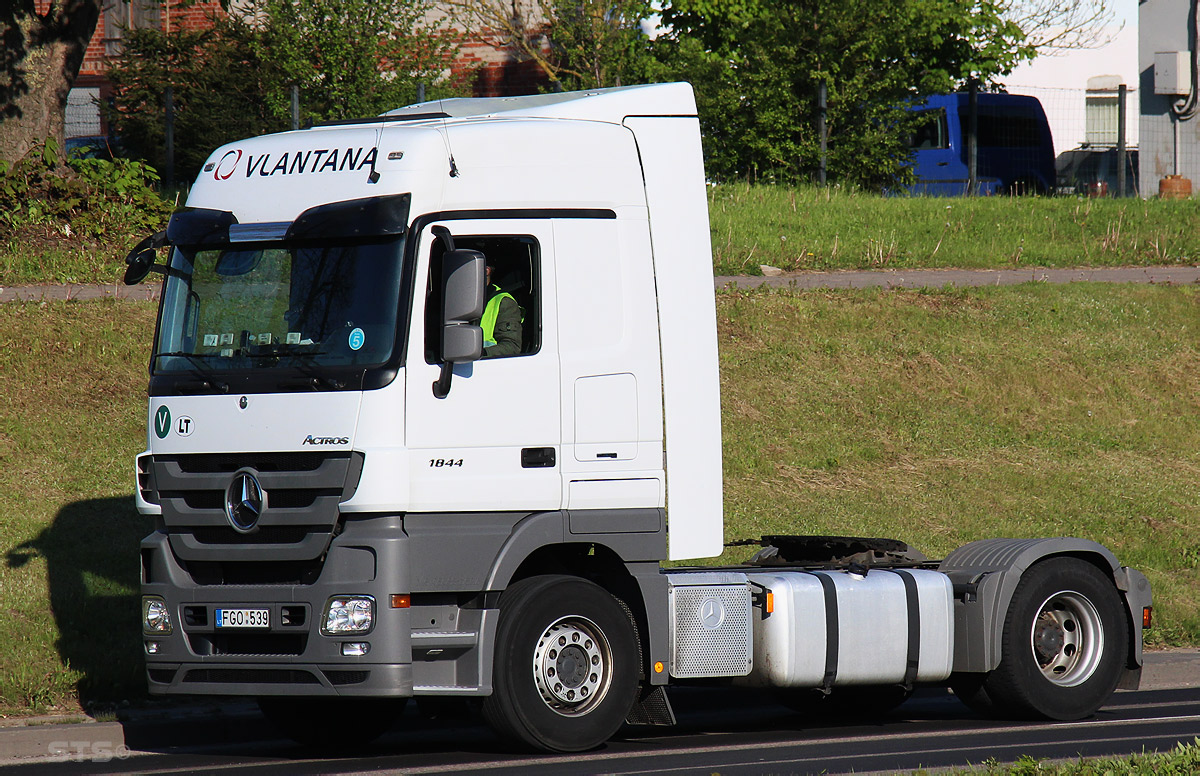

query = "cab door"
[404,219,561,512]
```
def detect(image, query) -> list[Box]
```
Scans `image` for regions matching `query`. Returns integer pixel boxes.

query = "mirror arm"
[431,225,455,251]
[432,362,454,399]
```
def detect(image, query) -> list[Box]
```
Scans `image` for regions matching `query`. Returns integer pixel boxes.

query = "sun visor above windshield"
[166,208,238,246]
[165,194,411,247]
[286,193,411,240]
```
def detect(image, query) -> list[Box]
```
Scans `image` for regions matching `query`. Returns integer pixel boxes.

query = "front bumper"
[141,514,413,697]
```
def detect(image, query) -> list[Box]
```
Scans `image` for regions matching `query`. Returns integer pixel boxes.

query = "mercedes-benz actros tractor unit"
[126,83,1151,753]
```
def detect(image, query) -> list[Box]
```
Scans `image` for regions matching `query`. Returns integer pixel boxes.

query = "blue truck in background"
[909,93,1055,195]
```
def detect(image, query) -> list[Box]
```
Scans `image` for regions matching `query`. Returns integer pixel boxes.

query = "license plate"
[216,608,269,628]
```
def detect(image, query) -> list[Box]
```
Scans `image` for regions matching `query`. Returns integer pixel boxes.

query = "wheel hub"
[533,616,612,715]
[1029,590,1104,688]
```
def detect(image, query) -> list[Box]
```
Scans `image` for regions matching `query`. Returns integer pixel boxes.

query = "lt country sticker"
[154,406,171,439]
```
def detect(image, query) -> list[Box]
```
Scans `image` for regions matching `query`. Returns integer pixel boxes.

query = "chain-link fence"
[1007,82,1139,197]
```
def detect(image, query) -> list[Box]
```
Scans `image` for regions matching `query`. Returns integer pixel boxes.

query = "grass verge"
[0,283,1196,717]
[6,185,1200,285]
[716,283,1199,646]
[932,740,1200,774]
[709,184,1200,275]
[0,300,155,715]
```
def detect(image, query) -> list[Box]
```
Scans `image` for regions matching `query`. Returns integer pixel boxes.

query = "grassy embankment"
[708,184,1200,275]
[4,184,1200,284]
[1,282,1196,718]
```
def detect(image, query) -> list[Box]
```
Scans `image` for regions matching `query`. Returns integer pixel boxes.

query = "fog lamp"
[342,642,370,656]
[323,596,375,635]
[145,641,160,655]
[142,596,172,634]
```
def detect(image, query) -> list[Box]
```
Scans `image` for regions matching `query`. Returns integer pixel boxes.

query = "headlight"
[322,596,374,635]
[142,596,172,634]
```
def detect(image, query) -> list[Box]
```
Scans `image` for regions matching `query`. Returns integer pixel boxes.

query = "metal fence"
[1007,83,1139,197]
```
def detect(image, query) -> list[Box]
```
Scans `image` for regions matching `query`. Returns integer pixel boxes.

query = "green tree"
[656,0,1033,187]
[104,17,281,183]
[0,1,103,165]
[247,0,460,125]
[104,0,463,183]
[447,0,656,91]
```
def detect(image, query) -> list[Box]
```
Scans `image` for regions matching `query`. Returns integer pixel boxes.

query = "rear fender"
[939,538,1148,676]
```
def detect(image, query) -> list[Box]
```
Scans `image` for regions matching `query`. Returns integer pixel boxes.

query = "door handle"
[521,447,556,468]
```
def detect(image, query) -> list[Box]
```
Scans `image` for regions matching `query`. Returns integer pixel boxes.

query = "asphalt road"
[2,652,1197,775]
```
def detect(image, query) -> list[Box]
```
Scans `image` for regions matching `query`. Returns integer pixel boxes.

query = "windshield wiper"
[241,344,346,390]
[152,351,230,393]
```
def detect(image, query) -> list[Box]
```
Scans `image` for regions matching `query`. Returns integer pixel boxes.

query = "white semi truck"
[126,83,1152,753]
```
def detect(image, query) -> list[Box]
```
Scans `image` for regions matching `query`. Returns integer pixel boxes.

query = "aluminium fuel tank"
[742,568,954,688]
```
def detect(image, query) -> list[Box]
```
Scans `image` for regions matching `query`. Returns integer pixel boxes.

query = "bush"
[0,137,170,242]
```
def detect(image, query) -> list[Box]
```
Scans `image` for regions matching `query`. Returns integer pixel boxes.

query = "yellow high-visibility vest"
[481,285,515,347]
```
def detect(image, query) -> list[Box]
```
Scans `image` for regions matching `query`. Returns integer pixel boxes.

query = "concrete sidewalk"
[1,650,1196,765]
[715,265,1200,290]
[2,265,1199,304]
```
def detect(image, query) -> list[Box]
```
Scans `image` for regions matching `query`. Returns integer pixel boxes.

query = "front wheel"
[482,575,640,752]
[970,557,1128,720]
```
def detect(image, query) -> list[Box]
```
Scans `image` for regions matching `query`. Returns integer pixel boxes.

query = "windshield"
[154,237,404,375]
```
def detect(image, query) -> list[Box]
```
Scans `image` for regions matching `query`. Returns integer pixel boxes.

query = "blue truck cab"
[909,93,1055,196]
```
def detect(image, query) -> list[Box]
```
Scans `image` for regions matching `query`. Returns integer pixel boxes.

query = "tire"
[258,696,405,750]
[978,558,1128,720]
[776,685,913,719]
[482,575,640,752]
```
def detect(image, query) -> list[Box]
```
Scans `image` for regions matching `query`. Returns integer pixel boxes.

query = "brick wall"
[34,0,225,80]
[452,35,554,97]
[43,0,549,137]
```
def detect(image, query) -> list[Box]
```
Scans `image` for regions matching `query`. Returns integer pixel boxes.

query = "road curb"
[1,650,1196,765]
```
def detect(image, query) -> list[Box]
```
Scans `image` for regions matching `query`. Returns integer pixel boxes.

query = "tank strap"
[806,571,840,692]
[890,569,922,689]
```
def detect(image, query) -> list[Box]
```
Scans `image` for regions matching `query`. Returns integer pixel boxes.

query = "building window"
[102,0,162,57]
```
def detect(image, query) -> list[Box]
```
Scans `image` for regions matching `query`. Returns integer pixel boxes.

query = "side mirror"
[122,230,169,285]
[433,246,486,398]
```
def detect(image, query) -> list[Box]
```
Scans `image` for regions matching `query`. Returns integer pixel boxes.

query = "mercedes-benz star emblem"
[225,470,265,533]
[699,597,726,630]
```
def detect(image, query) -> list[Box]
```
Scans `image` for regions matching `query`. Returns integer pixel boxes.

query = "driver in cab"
[481,259,522,358]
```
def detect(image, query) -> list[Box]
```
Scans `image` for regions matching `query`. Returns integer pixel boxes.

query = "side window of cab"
[424,234,541,363]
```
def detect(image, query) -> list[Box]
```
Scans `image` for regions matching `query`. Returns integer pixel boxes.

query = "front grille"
[172,452,334,474]
[148,450,364,565]
[188,633,308,656]
[173,489,335,512]
[148,668,177,684]
[324,670,369,686]
[137,456,159,505]
[190,526,318,545]
[183,668,319,685]
[184,606,208,627]
[185,560,323,586]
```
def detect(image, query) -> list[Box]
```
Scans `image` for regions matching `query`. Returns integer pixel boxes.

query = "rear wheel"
[962,558,1128,720]
[258,696,406,750]
[482,575,640,752]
